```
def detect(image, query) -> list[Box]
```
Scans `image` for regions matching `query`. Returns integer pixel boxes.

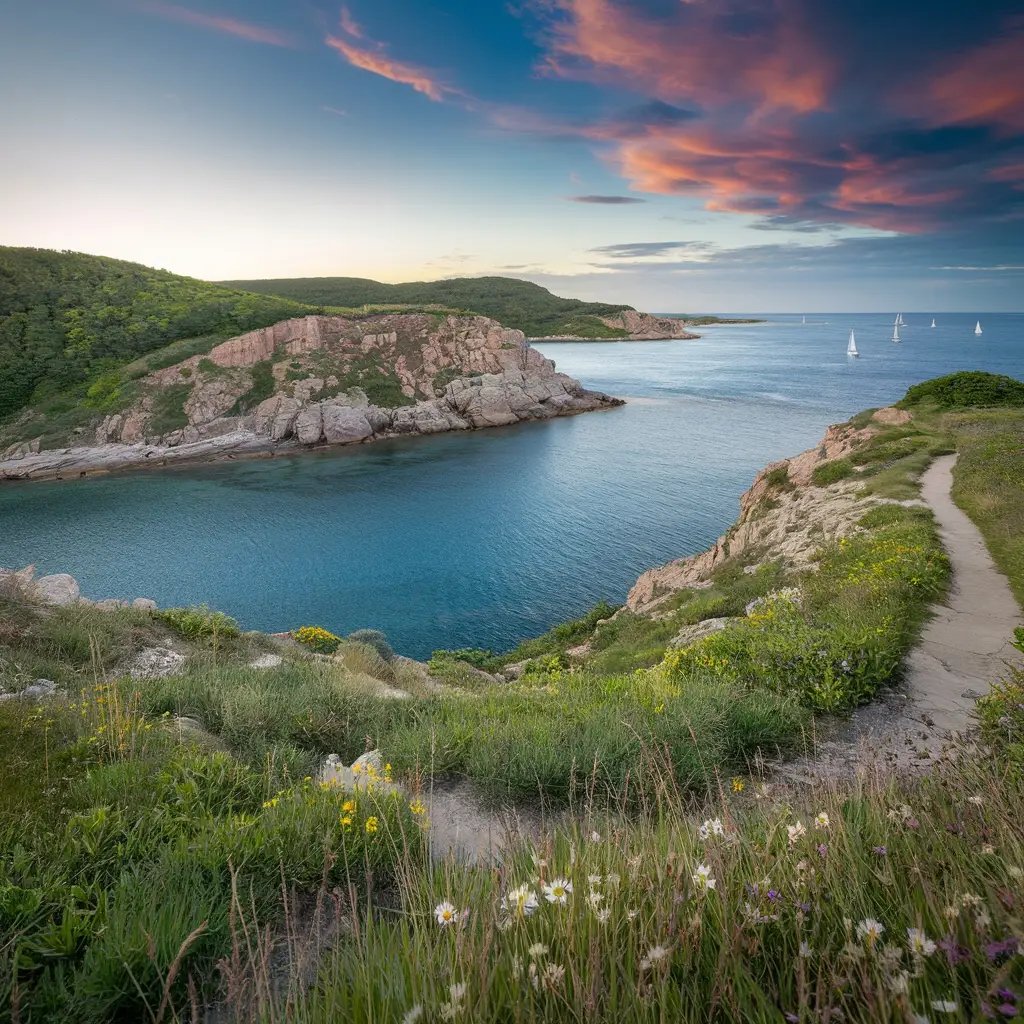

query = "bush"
[899,371,1024,410]
[346,629,395,662]
[293,625,342,654]
[148,383,192,435]
[811,457,854,485]
[159,605,241,640]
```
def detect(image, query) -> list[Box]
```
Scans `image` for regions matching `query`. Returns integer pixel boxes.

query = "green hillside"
[0,248,316,421]
[219,275,634,338]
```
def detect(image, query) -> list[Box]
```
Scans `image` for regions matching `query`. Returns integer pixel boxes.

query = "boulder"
[321,405,373,444]
[35,574,80,606]
[95,598,129,611]
[294,406,324,445]
[0,678,62,702]
[669,617,734,648]
[249,653,283,669]
[133,598,158,611]
[130,647,185,679]
[872,406,913,426]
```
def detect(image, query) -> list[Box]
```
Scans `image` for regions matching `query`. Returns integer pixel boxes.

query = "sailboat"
[802,316,806,324]
[892,321,901,343]
[975,321,983,335]
[931,318,936,328]
[896,312,906,326]
[847,329,859,357]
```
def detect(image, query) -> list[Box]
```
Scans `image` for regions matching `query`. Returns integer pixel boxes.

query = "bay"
[1,311,1020,659]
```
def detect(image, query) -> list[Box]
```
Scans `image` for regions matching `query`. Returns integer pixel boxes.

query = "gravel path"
[778,454,1022,783]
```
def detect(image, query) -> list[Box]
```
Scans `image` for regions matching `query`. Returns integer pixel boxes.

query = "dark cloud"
[563,194,647,204]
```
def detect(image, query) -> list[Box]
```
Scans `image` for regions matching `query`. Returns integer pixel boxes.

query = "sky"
[1,0,1023,311]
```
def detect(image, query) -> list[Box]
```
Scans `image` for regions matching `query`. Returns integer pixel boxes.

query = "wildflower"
[799,941,813,958]
[502,884,539,918]
[365,816,379,834]
[968,795,984,806]
[856,918,885,944]
[976,909,993,930]
[907,928,937,957]
[982,844,996,855]
[931,999,959,1013]
[527,943,548,960]
[985,937,1018,963]
[587,890,604,907]
[887,971,910,995]
[340,815,353,827]
[449,983,466,1002]
[699,818,725,840]
[627,908,639,921]
[938,937,971,965]
[439,1003,459,1021]
[788,821,807,845]
[607,872,621,888]
[588,874,602,886]
[692,862,717,892]
[594,907,611,924]
[640,945,669,970]
[817,843,829,857]
[544,878,573,905]
[872,846,888,856]
[435,901,458,927]
[732,777,745,792]
[590,830,601,843]
[403,1007,424,1024]
[814,812,830,830]
[543,963,566,987]
[409,799,426,816]
[342,799,356,813]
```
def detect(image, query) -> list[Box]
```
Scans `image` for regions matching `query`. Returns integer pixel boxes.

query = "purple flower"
[939,936,971,965]
[997,989,1018,1003]
[986,939,1019,964]
[817,843,828,857]
[767,890,780,903]
[998,1004,1018,1018]
[872,846,887,856]
[785,1014,799,1023]
[906,818,920,829]
[745,883,759,897]
[984,1004,996,1020]
[794,901,811,913]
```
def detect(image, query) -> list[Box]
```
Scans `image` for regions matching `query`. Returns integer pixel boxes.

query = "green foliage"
[811,457,854,485]
[0,247,313,421]
[346,629,395,662]
[220,275,635,339]
[228,359,275,414]
[898,370,1024,410]
[158,605,241,640]
[144,382,191,435]
[428,647,495,670]
[763,465,792,489]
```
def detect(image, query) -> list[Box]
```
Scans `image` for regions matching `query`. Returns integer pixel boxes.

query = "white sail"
[893,322,900,343]
[847,329,859,357]
[896,312,905,325]
[802,316,806,324]
[931,318,936,328]
[975,321,983,335]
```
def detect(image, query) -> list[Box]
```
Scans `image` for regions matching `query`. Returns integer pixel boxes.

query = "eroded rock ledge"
[1,314,622,482]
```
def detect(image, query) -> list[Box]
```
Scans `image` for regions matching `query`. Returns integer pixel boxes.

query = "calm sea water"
[1,312,1020,659]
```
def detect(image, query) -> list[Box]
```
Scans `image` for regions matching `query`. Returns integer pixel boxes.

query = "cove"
[1,312,1021,660]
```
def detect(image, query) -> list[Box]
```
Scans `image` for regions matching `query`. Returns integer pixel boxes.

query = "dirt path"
[779,454,1022,783]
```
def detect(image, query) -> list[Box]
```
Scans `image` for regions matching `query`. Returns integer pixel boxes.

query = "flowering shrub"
[293,624,343,654]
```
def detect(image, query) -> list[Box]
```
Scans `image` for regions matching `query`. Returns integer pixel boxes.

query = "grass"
[148,383,192,436]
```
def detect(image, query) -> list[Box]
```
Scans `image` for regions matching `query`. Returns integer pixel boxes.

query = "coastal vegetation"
[1,372,1022,1021]
[218,275,635,340]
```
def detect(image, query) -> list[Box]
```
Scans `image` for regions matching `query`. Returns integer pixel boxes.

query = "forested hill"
[219,275,633,338]
[0,248,313,420]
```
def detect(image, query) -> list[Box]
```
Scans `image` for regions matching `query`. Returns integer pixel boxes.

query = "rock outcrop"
[532,310,699,341]
[626,409,921,615]
[0,314,622,482]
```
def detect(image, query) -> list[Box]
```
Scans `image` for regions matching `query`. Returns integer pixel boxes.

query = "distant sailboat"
[802,315,806,324]
[975,320,983,335]
[892,321,901,343]
[896,312,906,326]
[847,329,859,357]
[931,318,936,328]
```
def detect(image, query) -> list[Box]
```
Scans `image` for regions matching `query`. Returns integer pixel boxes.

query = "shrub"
[429,647,495,670]
[229,359,276,414]
[293,625,342,654]
[346,629,395,662]
[811,457,854,485]
[159,605,241,640]
[899,370,1024,410]
[763,465,792,489]
[148,383,192,435]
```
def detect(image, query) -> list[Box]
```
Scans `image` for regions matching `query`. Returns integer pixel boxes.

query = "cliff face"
[626,410,914,615]
[0,314,622,481]
[596,311,699,340]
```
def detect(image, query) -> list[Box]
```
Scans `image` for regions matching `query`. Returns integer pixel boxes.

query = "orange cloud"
[339,5,364,39]
[144,2,295,47]
[325,36,449,102]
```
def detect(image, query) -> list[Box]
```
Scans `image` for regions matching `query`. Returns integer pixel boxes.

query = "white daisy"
[403,1006,424,1024]
[527,943,548,960]
[502,884,539,918]
[435,901,458,927]
[814,812,830,830]
[906,928,936,957]
[931,999,959,1013]
[543,878,573,904]
[856,918,885,944]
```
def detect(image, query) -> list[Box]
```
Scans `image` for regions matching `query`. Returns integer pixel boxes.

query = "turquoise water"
[1,312,1020,659]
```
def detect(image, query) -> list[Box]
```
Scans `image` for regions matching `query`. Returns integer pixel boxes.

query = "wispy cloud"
[320,105,349,117]
[326,35,452,100]
[339,5,364,39]
[563,194,646,204]
[142,2,295,47]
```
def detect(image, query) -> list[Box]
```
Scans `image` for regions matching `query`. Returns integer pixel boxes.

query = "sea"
[1,312,1020,660]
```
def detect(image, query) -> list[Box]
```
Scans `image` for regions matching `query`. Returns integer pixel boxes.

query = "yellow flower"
[409,799,426,816]
[365,816,379,834]
[262,797,279,809]
[731,777,745,792]
[343,799,356,814]
[340,815,353,827]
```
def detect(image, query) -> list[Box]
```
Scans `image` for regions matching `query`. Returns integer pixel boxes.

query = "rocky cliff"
[532,310,699,341]
[626,408,915,615]
[0,314,622,481]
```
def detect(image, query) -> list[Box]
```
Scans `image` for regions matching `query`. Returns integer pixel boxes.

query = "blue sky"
[1,0,1022,311]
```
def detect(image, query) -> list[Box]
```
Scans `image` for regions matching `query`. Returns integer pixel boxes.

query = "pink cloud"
[339,5,364,39]
[144,2,295,47]
[326,35,450,101]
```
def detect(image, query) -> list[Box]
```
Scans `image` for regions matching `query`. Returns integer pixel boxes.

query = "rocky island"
[0,313,622,481]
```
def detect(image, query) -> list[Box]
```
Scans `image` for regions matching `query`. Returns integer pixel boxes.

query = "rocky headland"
[529,309,700,341]
[0,313,622,481]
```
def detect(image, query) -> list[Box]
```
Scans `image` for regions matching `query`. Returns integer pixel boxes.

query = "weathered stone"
[96,598,129,610]
[669,617,735,648]
[249,653,283,669]
[294,406,324,445]
[35,574,80,606]
[321,405,373,444]
[872,406,913,426]
[133,598,158,611]
[130,647,185,679]
[0,678,62,702]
